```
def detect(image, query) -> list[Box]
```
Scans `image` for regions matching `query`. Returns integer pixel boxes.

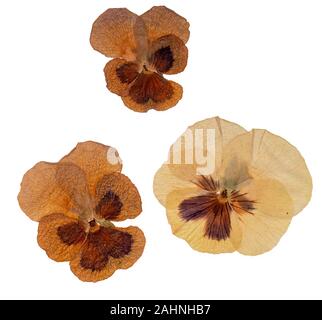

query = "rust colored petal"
[95,172,142,221]
[90,8,144,60]
[18,162,72,221]
[122,76,183,112]
[37,213,86,262]
[70,226,145,282]
[60,141,122,197]
[104,58,139,96]
[148,35,188,75]
[141,6,190,44]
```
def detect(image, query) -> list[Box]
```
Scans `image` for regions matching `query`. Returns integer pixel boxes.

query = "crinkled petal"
[95,173,142,221]
[60,141,122,196]
[37,213,86,262]
[141,6,190,44]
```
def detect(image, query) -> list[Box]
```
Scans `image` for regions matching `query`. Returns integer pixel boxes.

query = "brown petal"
[37,213,86,262]
[90,8,144,60]
[141,6,190,44]
[122,75,183,112]
[18,162,72,221]
[148,35,188,74]
[70,226,145,282]
[60,141,122,196]
[95,173,142,221]
[104,58,139,96]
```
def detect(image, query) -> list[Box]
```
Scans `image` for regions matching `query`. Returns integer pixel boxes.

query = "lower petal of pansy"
[70,226,145,282]
[18,162,73,221]
[95,173,142,221]
[235,177,294,255]
[104,58,139,96]
[166,188,242,253]
[37,213,86,262]
[122,74,182,112]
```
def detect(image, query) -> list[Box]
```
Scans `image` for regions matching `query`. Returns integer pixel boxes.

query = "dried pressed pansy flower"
[18,141,145,282]
[90,6,189,112]
[153,117,312,255]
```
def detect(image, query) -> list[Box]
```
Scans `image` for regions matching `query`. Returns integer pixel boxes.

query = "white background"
[0,0,321,299]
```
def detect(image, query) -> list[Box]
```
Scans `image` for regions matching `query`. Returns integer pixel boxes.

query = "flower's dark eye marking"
[129,72,173,104]
[80,228,132,271]
[57,222,86,245]
[179,175,256,241]
[96,190,123,220]
[151,46,174,73]
[116,63,139,83]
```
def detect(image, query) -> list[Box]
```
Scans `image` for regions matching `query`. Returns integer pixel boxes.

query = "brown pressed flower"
[153,117,312,255]
[90,6,189,112]
[18,141,145,282]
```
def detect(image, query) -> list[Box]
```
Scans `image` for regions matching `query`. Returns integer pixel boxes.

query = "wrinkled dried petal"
[95,172,142,221]
[38,213,86,262]
[104,58,139,96]
[148,35,188,74]
[60,141,122,196]
[18,162,72,221]
[90,8,141,60]
[141,6,190,44]
[70,226,145,282]
[122,79,183,112]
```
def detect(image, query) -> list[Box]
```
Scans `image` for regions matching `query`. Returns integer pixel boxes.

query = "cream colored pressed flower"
[153,117,312,255]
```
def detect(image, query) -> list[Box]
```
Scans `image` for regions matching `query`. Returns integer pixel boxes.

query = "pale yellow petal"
[166,188,242,253]
[222,129,312,215]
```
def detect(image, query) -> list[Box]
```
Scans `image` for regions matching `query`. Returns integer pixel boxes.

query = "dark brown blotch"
[129,72,173,104]
[116,62,139,84]
[151,46,174,73]
[96,190,123,220]
[80,227,133,271]
[57,222,86,246]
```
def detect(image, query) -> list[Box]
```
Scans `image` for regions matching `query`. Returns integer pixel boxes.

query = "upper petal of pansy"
[122,73,183,112]
[141,6,190,44]
[153,117,247,205]
[148,35,188,75]
[233,177,294,255]
[38,213,86,262]
[90,8,146,60]
[18,161,90,221]
[70,225,145,282]
[104,58,139,96]
[165,188,242,254]
[221,129,312,215]
[60,141,122,196]
[95,172,142,222]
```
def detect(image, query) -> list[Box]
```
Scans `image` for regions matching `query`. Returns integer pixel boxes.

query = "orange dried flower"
[18,141,145,282]
[154,117,312,255]
[90,6,189,112]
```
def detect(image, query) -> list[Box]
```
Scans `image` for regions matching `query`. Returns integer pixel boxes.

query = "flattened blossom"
[18,141,145,282]
[90,6,189,112]
[153,117,312,255]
